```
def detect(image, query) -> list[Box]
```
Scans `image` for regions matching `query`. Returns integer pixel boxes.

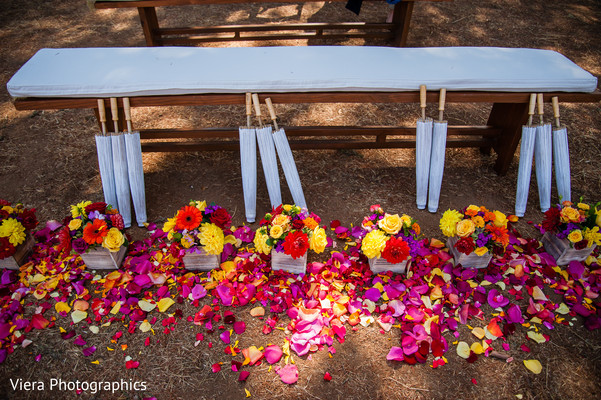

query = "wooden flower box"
[271,250,307,275]
[183,247,220,271]
[0,234,34,270]
[80,246,127,270]
[542,232,596,265]
[447,237,493,269]
[368,257,410,274]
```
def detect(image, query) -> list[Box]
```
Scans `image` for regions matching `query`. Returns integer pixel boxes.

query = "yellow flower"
[493,211,508,228]
[583,227,601,247]
[162,217,177,234]
[474,247,489,256]
[309,227,328,254]
[190,200,207,213]
[596,208,601,228]
[197,223,224,255]
[577,203,590,211]
[378,214,403,235]
[361,229,388,259]
[567,230,583,244]
[272,214,290,229]
[456,219,475,238]
[270,225,284,239]
[1,206,13,214]
[68,219,82,231]
[400,214,413,228]
[71,201,92,218]
[465,205,480,217]
[472,216,485,228]
[304,217,319,230]
[102,227,124,252]
[0,218,26,246]
[253,230,272,255]
[283,204,293,212]
[560,207,581,223]
[181,233,195,249]
[440,209,463,237]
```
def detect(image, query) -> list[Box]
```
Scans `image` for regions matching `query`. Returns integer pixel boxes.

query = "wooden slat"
[94,0,451,9]
[159,22,393,35]
[160,31,393,44]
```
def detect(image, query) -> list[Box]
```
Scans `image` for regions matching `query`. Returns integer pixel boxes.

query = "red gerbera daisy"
[83,219,108,244]
[175,206,203,231]
[282,231,310,259]
[0,237,16,259]
[381,236,410,264]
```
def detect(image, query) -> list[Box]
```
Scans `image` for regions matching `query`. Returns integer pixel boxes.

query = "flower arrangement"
[538,201,601,249]
[359,205,422,264]
[163,200,232,255]
[253,204,328,259]
[439,205,516,256]
[60,201,128,254]
[0,200,38,259]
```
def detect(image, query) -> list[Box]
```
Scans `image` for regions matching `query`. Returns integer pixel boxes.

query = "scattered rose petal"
[523,359,542,374]
[31,314,50,330]
[71,310,88,324]
[233,321,246,335]
[324,372,332,381]
[82,346,96,357]
[157,298,175,313]
[212,363,222,373]
[264,345,283,364]
[250,307,265,317]
[456,342,470,359]
[138,300,157,312]
[125,360,140,369]
[239,371,250,381]
[386,347,404,362]
[275,364,299,384]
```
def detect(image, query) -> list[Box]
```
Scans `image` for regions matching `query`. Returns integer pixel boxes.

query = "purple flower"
[72,238,89,254]
[87,210,104,220]
[476,233,489,247]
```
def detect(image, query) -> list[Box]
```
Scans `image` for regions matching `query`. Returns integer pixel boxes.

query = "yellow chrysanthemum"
[162,217,177,234]
[472,215,485,228]
[567,230,583,244]
[583,227,601,247]
[361,229,388,259]
[197,223,224,255]
[71,201,92,218]
[253,230,272,255]
[492,211,508,228]
[378,214,403,235]
[440,209,463,237]
[270,225,284,239]
[309,227,328,254]
[0,218,26,246]
[101,227,125,252]
[68,218,82,231]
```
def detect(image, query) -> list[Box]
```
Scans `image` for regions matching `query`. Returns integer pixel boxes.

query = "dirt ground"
[1,0,601,399]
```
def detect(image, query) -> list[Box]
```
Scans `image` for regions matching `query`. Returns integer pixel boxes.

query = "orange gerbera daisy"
[83,219,108,244]
[175,206,203,231]
[486,224,509,248]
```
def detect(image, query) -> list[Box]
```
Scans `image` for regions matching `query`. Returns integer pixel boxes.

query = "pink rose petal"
[386,346,404,361]
[276,364,299,384]
[264,345,283,364]
[233,321,246,335]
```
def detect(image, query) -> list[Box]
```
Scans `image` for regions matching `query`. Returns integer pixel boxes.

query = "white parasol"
[252,94,282,208]
[427,88,447,213]
[514,94,537,217]
[240,93,258,223]
[415,84,433,210]
[265,98,307,209]
[551,96,571,203]
[534,93,552,213]
[95,99,118,209]
[109,97,132,227]
[123,98,147,227]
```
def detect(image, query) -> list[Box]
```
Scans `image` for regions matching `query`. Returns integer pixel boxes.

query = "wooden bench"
[8,46,600,175]
[91,0,452,47]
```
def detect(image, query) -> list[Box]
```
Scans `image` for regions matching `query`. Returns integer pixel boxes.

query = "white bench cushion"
[7,46,598,98]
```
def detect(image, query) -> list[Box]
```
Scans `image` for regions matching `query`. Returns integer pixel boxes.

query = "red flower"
[292,219,305,230]
[0,237,16,259]
[574,240,588,250]
[84,202,107,215]
[381,236,410,264]
[283,231,310,259]
[541,207,560,233]
[209,207,231,229]
[20,209,38,230]
[486,224,509,248]
[57,226,72,254]
[454,237,475,255]
[109,214,125,231]
[175,206,203,231]
[83,219,108,244]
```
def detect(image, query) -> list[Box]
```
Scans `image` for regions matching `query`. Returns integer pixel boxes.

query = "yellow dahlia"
[361,229,388,259]
[440,209,463,237]
[197,223,224,255]
[0,218,26,246]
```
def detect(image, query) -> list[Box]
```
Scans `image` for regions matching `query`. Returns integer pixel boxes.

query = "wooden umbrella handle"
[251,93,263,126]
[419,84,427,120]
[552,96,561,128]
[438,88,446,121]
[537,93,544,124]
[528,93,536,126]
[110,97,119,133]
[97,99,107,135]
[245,93,252,127]
[265,98,279,131]
[123,97,133,133]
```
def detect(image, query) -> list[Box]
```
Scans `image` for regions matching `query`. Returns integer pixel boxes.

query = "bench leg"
[390,1,414,47]
[138,7,161,46]
[488,102,529,176]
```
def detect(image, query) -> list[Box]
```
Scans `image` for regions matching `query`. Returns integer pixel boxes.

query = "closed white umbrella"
[95,99,118,209]
[265,98,307,209]
[252,94,281,208]
[240,93,257,222]
[514,94,538,217]
[427,88,447,213]
[109,97,132,228]
[416,85,433,210]
[123,98,147,227]
[551,96,571,203]
[534,93,552,213]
